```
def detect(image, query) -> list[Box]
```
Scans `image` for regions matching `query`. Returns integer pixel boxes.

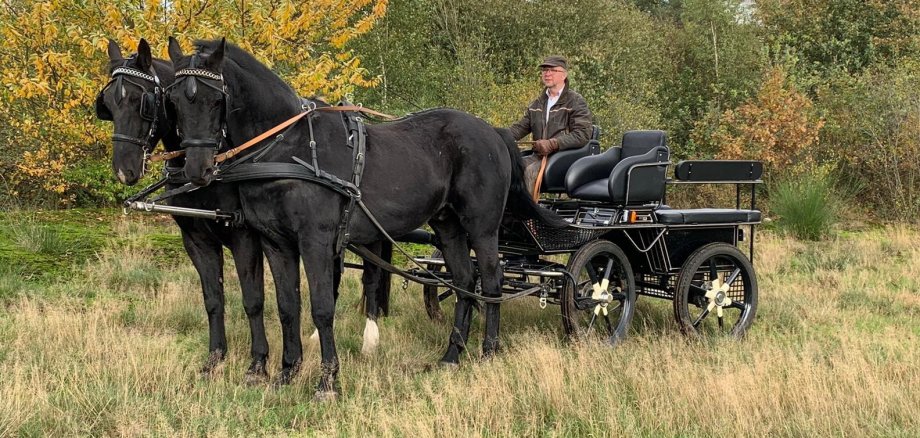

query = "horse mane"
[193,39,298,98]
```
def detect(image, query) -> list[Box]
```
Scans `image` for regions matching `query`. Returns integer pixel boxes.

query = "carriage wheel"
[562,240,636,345]
[673,243,758,339]
[422,249,450,321]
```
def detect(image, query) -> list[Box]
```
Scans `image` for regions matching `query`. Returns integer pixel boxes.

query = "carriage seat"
[564,130,670,205]
[536,125,601,193]
[655,208,762,225]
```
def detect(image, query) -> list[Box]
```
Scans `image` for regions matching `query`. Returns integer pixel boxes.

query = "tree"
[0,0,387,206]
[696,66,824,172]
[757,0,920,79]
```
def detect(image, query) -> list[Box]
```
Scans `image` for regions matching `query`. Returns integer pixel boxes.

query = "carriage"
[111,38,762,395]
[400,128,763,342]
[127,125,763,343]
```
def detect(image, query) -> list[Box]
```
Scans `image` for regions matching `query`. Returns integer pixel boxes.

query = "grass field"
[0,210,917,436]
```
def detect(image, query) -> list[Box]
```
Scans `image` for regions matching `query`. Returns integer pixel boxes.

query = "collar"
[545,85,565,99]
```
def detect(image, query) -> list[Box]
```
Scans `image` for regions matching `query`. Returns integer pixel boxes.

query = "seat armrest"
[608,146,669,204]
[565,147,621,194]
[542,140,599,192]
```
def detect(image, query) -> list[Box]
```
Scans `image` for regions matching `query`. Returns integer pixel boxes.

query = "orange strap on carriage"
[149,105,397,164]
[149,150,185,163]
[532,155,548,203]
[214,110,312,163]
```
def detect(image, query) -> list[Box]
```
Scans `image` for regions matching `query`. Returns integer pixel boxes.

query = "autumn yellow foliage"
[0,0,387,204]
[697,67,825,174]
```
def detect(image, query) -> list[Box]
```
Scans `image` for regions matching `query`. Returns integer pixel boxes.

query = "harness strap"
[334,108,368,254]
[150,181,201,203]
[214,110,312,163]
[122,176,168,206]
[318,105,396,120]
[149,150,185,163]
[532,155,548,202]
[151,105,394,164]
[345,213,545,304]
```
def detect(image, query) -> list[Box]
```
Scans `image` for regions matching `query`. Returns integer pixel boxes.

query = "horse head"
[166,37,230,186]
[97,38,174,185]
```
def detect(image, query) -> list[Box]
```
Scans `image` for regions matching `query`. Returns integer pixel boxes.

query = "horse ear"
[136,39,152,71]
[168,36,184,64]
[207,37,226,70]
[107,38,123,61]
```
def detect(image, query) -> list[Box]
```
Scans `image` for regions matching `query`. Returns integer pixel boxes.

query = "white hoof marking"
[362,319,379,355]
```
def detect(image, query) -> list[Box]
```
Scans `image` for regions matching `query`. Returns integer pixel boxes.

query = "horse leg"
[310,256,344,344]
[376,240,393,317]
[178,222,227,375]
[430,216,477,366]
[227,229,268,384]
[359,240,388,354]
[469,231,503,358]
[261,238,303,385]
[300,241,340,400]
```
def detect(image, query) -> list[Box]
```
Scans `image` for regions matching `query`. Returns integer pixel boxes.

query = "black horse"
[166,38,565,399]
[99,38,271,382]
[99,40,393,382]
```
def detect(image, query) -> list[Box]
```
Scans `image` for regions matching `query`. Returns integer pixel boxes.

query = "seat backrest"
[541,125,601,193]
[609,130,670,205]
[621,130,667,158]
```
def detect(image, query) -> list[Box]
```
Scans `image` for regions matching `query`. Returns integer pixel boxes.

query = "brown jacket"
[508,86,594,150]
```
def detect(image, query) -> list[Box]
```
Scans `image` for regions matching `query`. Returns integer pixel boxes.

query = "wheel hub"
[590,281,618,316]
[704,277,732,317]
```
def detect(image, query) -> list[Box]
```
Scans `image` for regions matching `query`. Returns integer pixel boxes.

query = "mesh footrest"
[524,219,607,251]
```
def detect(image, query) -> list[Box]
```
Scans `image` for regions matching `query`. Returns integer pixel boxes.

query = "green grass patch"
[770,169,841,240]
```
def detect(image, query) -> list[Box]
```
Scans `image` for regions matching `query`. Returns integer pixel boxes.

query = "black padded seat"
[565,130,669,204]
[538,125,601,193]
[655,208,762,225]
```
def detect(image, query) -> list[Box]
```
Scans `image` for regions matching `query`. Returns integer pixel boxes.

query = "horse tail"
[494,127,569,228]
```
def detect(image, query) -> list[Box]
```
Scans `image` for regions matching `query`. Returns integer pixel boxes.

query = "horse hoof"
[199,349,226,376]
[361,319,379,355]
[243,361,269,386]
[314,390,339,402]
[438,361,460,371]
[244,372,269,386]
[272,363,301,387]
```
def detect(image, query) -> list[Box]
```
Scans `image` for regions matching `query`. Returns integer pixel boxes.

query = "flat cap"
[539,55,568,70]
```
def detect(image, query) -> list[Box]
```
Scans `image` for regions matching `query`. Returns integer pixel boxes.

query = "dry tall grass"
[0,219,918,436]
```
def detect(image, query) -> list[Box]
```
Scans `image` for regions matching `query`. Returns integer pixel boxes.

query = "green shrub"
[770,169,840,240]
[63,159,163,208]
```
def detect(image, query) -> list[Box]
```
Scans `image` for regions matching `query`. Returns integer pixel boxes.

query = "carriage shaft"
[126,201,236,221]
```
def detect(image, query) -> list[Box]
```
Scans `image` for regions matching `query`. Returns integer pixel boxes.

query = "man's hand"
[533,138,559,156]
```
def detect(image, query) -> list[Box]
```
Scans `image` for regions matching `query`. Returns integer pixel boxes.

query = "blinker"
[115,76,125,105]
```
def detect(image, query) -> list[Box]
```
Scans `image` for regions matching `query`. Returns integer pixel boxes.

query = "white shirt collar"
[545,86,564,123]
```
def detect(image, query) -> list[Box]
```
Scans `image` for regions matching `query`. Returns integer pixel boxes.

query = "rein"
[150,105,396,164]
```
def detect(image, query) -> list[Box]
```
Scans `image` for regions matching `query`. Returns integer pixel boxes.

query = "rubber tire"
[673,242,758,339]
[562,239,636,345]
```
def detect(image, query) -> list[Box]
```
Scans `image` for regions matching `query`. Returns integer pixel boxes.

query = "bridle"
[96,56,164,159]
[166,53,231,152]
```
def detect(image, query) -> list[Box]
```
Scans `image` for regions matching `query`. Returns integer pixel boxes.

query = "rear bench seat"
[656,160,764,225]
[655,208,761,225]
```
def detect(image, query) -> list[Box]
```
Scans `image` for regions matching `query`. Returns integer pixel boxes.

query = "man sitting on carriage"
[508,55,595,195]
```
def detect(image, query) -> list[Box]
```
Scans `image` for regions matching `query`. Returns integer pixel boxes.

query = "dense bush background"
[1,0,917,221]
